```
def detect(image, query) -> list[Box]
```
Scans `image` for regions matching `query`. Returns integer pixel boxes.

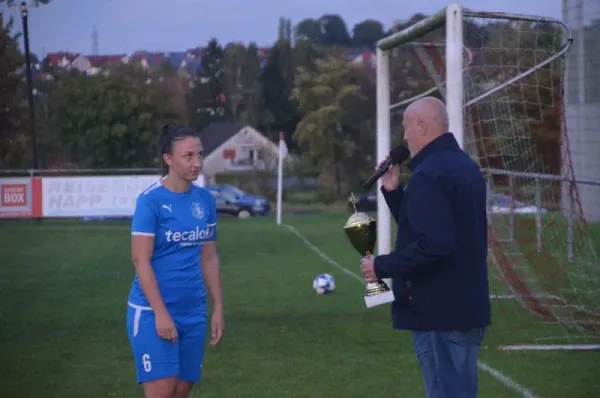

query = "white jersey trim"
[132,232,155,236]
[127,301,152,337]
[141,180,162,195]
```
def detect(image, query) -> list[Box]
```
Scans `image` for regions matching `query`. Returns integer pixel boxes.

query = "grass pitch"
[0,214,599,397]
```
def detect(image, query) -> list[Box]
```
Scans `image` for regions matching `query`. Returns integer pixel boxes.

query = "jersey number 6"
[142,353,152,372]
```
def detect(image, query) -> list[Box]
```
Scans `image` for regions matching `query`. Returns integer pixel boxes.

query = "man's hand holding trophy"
[343,145,410,308]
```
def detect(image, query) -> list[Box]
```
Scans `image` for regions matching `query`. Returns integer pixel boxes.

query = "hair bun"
[161,122,181,138]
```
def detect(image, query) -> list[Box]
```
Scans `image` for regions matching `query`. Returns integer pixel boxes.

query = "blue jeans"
[412,328,485,398]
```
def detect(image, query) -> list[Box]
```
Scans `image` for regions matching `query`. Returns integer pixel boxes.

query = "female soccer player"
[126,122,224,398]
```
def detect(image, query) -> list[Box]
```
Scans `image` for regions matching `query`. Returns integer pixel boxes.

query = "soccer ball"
[313,273,336,295]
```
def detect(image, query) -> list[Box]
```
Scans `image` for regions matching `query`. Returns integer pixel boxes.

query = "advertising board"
[0,178,41,218]
[41,175,205,218]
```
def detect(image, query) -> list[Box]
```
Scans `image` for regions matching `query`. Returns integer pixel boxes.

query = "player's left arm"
[374,172,456,279]
[201,192,224,345]
[202,240,223,311]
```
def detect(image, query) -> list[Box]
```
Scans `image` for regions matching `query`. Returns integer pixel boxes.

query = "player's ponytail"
[159,123,177,176]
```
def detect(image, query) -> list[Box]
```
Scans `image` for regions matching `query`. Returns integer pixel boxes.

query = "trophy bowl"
[344,193,395,308]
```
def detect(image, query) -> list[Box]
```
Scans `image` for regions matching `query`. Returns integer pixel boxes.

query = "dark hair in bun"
[159,122,199,175]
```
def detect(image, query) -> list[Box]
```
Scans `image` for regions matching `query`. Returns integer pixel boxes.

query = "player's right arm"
[130,194,177,343]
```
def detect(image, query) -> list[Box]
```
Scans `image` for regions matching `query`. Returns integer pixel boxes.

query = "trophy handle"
[349,192,358,213]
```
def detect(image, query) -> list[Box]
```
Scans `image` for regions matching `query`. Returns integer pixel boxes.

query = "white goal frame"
[374,3,600,351]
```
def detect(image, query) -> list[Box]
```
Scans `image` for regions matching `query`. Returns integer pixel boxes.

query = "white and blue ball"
[313,273,336,295]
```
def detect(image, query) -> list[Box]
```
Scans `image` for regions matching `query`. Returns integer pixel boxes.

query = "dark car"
[206,184,270,218]
[348,191,377,213]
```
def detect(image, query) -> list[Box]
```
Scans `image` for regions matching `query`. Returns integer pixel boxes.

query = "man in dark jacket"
[361,96,491,398]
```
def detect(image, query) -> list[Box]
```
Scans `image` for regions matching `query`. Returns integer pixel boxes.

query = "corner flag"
[276,132,287,225]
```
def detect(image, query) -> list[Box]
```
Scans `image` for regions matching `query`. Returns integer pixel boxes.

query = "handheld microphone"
[362,145,410,189]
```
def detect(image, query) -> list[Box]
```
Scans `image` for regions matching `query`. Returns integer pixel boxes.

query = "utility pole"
[7,0,41,224]
[7,0,40,172]
[92,25,99,55]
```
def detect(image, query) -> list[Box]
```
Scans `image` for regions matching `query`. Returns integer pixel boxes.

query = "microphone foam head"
[390,145,410,163]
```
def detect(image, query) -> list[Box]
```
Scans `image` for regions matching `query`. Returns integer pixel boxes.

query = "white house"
[199,122,281,179]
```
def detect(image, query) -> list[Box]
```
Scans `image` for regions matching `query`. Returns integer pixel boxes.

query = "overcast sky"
[1,0,561,56]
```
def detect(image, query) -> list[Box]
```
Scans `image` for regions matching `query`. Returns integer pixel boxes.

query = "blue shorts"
[126,302,208,384]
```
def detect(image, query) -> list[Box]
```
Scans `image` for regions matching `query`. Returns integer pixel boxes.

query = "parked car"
[206,184,270,218]
[488,194,548,215]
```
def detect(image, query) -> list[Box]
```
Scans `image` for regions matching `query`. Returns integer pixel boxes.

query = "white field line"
[282,223,539,398]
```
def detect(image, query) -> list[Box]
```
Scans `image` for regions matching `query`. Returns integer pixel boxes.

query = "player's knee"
[142,376,178,398]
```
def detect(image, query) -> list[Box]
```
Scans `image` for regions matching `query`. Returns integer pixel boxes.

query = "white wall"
[562,0,600,222]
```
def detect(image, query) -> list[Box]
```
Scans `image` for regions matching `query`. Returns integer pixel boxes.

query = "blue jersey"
[128,180,217,315]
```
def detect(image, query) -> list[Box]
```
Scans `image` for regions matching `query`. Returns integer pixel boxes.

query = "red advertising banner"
[0,178,42,218]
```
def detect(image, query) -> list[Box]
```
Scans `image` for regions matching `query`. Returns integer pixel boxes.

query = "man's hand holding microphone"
[360,145,410,283]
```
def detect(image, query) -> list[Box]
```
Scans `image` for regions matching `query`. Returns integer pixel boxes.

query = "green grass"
[1,215,599,397]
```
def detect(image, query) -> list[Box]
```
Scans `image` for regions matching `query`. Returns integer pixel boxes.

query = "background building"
[563,0,600,222]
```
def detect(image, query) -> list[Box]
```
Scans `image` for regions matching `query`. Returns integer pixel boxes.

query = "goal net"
[376,4,600,350]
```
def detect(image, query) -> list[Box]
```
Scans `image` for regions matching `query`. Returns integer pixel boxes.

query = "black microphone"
[363,145,410,189]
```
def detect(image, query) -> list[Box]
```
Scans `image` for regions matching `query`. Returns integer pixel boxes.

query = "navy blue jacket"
[374,133,491,331]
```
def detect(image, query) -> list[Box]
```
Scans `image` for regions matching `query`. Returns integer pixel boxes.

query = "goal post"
[376,4,464,259]
[375,3,600,350]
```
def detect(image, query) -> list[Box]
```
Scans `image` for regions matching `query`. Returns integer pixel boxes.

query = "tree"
[293,39,326,72]
[277,17,292,42]
[0,12,28,168]
[319,14,352,47]
[295,15,352,47]
[291,51,373,199]
[187,38,232,132]
[46,63,178,168]
[352,19,386,49]
[222,42,264,120]
[295,18,322,44]
[237,43,270,128]
[258,39,297,141]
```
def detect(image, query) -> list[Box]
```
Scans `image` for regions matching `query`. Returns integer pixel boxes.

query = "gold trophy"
[344,193,395,308]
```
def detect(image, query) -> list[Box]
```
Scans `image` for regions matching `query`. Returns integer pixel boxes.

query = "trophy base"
[364,280,394,308]
[364,290,395,308]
